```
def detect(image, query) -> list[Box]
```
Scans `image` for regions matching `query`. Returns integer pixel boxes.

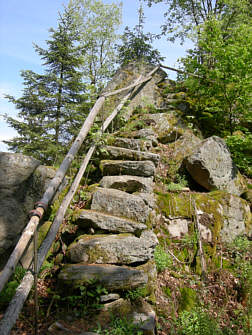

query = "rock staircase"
[58,137,161,333]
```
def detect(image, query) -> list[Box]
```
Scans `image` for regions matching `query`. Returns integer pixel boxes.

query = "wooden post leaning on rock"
[0,70,160,335]
[0,95,106,294]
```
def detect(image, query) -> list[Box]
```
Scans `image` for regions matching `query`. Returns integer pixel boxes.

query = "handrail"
[0,66,160,335]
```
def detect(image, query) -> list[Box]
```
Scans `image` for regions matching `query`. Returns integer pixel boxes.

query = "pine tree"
[4,5,87,164]
[116,0,164,66]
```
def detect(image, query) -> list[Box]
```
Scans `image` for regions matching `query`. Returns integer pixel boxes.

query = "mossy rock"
[156,190,251,246]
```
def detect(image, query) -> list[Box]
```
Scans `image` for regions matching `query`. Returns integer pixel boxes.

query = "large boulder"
[185,136,247,196]
[0,153,56,259]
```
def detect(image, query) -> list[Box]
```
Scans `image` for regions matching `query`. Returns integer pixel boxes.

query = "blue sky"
[0,0,193,152]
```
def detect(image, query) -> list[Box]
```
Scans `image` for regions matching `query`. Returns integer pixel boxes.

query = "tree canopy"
[145,0,252,43]
[116,1,164,65]
[4,5,88,164]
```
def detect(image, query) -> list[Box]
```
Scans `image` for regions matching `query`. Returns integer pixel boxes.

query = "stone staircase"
[58,137,161,334]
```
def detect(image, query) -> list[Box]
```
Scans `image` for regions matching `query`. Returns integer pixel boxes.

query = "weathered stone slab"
[101,146,160,165]
[100,160,155,177]
[185,136,247,196]
[77,209,147,233]
[99,175,153,193]
[58,263,148,290]
[91,188,150,223]
[67,231,158,264]
[110,138,152,151]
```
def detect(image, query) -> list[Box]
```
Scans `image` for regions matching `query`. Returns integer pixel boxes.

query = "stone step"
[100,146,160,165]
[109,137,152,151]
[66,231,158,265]
[77,209,147,233]
[91,187,150,223]
[58,263,148,290]
[99,175,153,193]
[100,160,155,177]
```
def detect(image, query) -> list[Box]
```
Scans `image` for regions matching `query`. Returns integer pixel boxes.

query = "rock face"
[185,136,246,196]
[0,153,56,257]
[157,191,251,243]
[67,231,158,264]
[91,188,150,223]
[102,62,167,121]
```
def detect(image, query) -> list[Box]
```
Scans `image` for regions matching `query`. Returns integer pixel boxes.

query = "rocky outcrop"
[157,191,251,243]
[101,62,167,121]
[185,136,247,196]
[0,153,56,257]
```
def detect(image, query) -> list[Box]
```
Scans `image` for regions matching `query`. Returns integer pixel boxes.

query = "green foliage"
[125,286,148,301]
[4,5,88,164]
[57,279,108,317]
[71,0,122,89]
[116,2,164,65]
[181,18,252,137]
[0,266,26,306]
[176,308,221,335]
[96,316,143,335]
[145,0,252,44]
[225,133,252,177]
[154,245,173,272]
[179,287,197,312]
[166,175,188,191]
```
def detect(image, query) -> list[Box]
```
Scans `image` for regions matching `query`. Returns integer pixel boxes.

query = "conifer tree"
[4,5,87,164]
[116,0,164,65]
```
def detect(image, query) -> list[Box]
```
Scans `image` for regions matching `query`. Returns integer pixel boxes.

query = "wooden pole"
[0,74,146,335]
[160,63,204,79]
[0,95,106,294]
[104,66,160,97]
